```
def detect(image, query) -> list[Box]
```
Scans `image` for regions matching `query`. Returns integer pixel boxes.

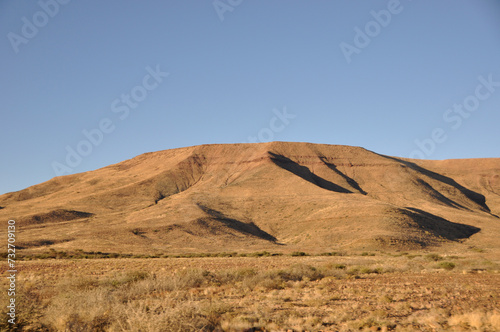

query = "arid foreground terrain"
[1,252,499,331]
[1,142,499,330]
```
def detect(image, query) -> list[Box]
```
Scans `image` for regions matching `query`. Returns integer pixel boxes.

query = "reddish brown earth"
[1,142,499,255]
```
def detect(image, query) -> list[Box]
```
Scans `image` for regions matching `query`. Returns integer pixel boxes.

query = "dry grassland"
[1,252,499,331]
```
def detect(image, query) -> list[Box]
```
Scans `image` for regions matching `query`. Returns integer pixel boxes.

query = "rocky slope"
[1,142,498,254]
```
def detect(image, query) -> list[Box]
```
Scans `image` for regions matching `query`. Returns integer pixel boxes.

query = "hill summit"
[1,142,499,254]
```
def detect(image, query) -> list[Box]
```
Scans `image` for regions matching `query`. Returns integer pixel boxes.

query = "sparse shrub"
[55,251,68,259]
[329,263,346,270]
[130,228,143,236]
[320,251,344,256]
[320,251,345,256]
[233,268,258,281]
[241,264,323,290]
[437,261,456,270]
[115,300,231,331]
[346,267,360,276]
[279,264,323,281]
[69,277,100,291]
[104,271,150,288]
[237,268,258,277]
[63,313,111,332]
[248,251,272,257]
[124,271,150,283]
[241,271,277,290]
[259,277,285,290]
[361,252,375,256]
[44,288,114,331]
[426,253,443,261]
[216,252,237,257]
[172,269,212,290]
[291,251,308,257]
[379,294,394,303]
[200,302,233,330]
[215,268,257,285]
[359,267,373,274]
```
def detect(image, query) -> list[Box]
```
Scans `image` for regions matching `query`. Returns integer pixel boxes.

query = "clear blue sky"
[1,0,500,195]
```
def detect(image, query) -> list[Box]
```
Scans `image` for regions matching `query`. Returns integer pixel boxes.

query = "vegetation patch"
[426,253,443,261]
[1,254,499,331]
[436,261,456,270]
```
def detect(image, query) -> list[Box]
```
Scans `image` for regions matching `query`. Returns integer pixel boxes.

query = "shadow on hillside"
[268,152,352,194]
[414,178,469,210]
[380,155,490,212]
[404,207,480,241]
[153,154,206,204]
[16,238,74,249]
[196,204,279,243]
[18,209,94,226]
[319,157,367,194]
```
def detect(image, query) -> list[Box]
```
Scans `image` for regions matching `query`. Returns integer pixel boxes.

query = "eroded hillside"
[1,142,498,254]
